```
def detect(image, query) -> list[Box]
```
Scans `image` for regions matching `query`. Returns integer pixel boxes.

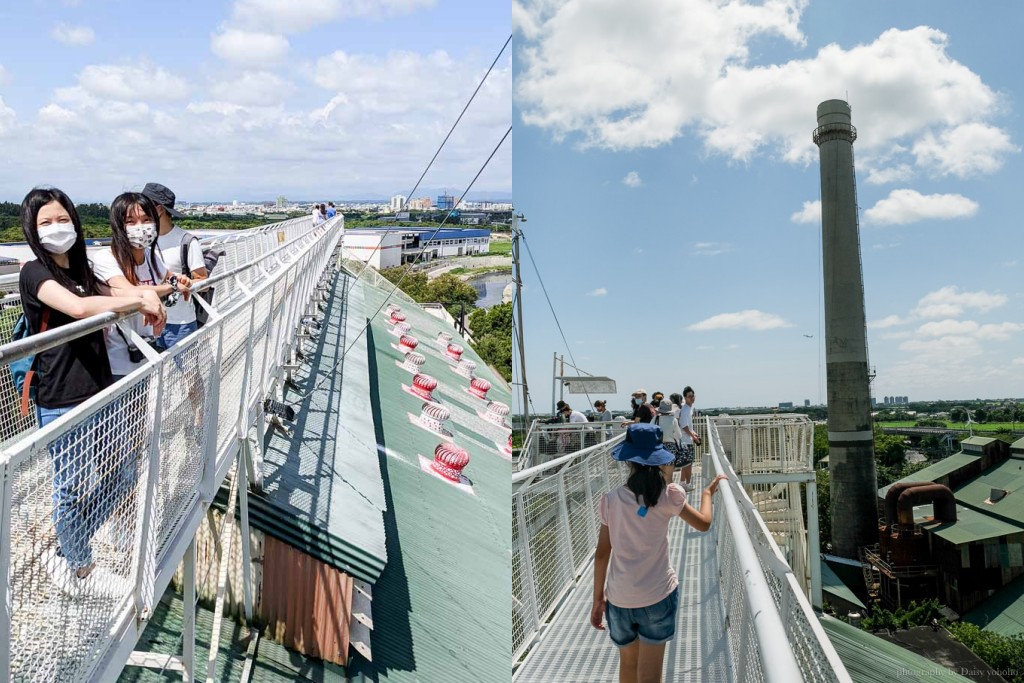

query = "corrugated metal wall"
[261,535,353,665]
[170,508,354,666]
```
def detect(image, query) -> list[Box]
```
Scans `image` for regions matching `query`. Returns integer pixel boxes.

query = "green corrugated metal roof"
[878,452,980,498]
[341,271,511,682]
[231,272,388,582]
[820,615,973,683]
[821,560,865,610]
[953,457,1024,526]
[909,503,1024,545]
[1012,437,1024,451]
[961,436,996,447]
[118,592,346,682]
[963,573,1024,636]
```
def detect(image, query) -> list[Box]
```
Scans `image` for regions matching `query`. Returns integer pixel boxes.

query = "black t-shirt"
[632,403,655,423]
[19,260,113,409]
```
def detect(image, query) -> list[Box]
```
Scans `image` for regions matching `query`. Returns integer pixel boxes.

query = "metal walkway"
[515,469,732,682]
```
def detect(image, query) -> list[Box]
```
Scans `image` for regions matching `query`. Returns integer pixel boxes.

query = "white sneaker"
[83,566,131,600]
[43,556,85,598]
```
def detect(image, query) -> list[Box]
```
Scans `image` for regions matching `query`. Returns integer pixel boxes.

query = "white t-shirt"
[91,248,166,377]
[655,411,679,443]
[568,410,588,424]
[156,225,206,325]
[677,403,695,445]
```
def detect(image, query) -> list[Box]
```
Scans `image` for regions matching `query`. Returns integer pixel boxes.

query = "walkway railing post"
[514,498,541,635]
[0,463,13,683]
[133,365,166,620]
[200,322,225,503]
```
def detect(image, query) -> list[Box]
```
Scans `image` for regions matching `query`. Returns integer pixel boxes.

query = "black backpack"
[180,234,225,327]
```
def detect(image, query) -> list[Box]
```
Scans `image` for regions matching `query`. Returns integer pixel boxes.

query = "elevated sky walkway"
[513,414,851,682]
[0,217,344,681]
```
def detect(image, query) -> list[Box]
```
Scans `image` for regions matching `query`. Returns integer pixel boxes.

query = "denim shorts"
[606,587,679,647]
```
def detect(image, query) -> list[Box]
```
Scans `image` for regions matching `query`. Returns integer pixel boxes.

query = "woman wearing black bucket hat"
[590,422,726,683]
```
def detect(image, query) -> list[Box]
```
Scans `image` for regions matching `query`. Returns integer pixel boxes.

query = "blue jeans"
[158,321,198,350]
[606,587,680,647]
[38,398,141,571]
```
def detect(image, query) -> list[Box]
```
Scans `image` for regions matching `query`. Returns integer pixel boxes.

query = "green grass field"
[486,240,512,256]
[877,420,1021,432]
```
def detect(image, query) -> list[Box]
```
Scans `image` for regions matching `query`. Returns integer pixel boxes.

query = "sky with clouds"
[0,0,510,202]
[513,0,1024,411]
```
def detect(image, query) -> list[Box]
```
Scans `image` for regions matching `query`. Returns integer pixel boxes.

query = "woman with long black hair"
[90,191,192,379]
[17,187,166,586]
[590,423,727,683]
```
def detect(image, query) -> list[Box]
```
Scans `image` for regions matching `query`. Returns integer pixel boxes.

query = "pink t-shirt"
[599,483,688,608]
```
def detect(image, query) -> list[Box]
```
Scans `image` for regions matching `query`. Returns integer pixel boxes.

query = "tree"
[874,427,907,468]
[424,273,479,316]
[813,424,828,464]
[950,407,969,423]
[815,468,832,553]
[468,303,512,382]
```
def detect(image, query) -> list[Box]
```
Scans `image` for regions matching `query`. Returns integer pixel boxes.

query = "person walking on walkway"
[654,400,681,484]
[590,423,726,683]
[675,386,701,491]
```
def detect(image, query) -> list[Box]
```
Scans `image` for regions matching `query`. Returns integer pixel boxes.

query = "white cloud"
[865,164,913,185]
[6,47,510,201]
[0,96,15,136]
[863,189,978,225]
[587,287,607,296]
[696,345,715,351]
[872,242,901,250]
[208,71,294,106]
[1013,357,1024,366]
[211,30,290,67]
[0,64,11,86]
[622,171,642,187]
[517,9,1014,176]
[229,0,433,34]
[693,241,731,256]
[917,319,1024,341]
[50,23,95,46]
[898,335,984,359]
[790,199,820,224]
[77,63,188,102]
[913,123,1019,178]
[688,309,792,331]
[869,315,905,329]
[912,286,1007,319]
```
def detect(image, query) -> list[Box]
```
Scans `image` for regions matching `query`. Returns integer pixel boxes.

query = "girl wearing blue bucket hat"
[590,422,726,683]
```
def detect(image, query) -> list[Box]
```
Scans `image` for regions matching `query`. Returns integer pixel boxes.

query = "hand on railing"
[139,290,167,336]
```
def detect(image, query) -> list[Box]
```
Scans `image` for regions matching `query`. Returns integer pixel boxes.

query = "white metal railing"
[705,419,850,683]
[512,416,850,682]
[515,419,627,473]
[511,431,627,662]
[0,215,343,682]
[714,414,814,474]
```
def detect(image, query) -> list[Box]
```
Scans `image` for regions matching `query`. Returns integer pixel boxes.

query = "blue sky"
[513,0,1024,411]
[0,0,510,202]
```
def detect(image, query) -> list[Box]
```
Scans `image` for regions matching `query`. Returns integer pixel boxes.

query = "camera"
[126,336,166,363]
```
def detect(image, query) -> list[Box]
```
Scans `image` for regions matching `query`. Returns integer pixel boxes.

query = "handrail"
[705,421,804,682]
[0,218,337,367]
[512,431,624,486]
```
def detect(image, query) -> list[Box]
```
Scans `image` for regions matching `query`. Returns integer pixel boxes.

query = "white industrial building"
[344,230,405,269]
[343,227,490,267]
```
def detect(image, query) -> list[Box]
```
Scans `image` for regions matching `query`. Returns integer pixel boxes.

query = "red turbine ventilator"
[468,377,491,400]
[386,303,401,315]
[436,331,453,346]
[410,374,438,401]
[402,351,426,373]
[398,335,419,354]
[419,403,452,435]
[446,343,464,361]
[389,311,406,325]
[432,443,470,482]
[391,321,412,336]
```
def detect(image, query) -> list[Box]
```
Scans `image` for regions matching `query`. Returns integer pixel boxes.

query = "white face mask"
[38,222,78,254]
[126,222,157,249]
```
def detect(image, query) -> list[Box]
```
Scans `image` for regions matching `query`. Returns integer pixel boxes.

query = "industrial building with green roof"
[872,435,1024,615]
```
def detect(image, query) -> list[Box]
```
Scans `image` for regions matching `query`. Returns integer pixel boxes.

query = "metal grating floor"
[514,476,734,683]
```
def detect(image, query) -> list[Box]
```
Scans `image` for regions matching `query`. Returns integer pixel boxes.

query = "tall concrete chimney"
[813,99,878,559]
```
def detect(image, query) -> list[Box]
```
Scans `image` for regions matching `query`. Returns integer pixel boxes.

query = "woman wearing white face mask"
[17,187,166,584]
[90,192,192,379]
